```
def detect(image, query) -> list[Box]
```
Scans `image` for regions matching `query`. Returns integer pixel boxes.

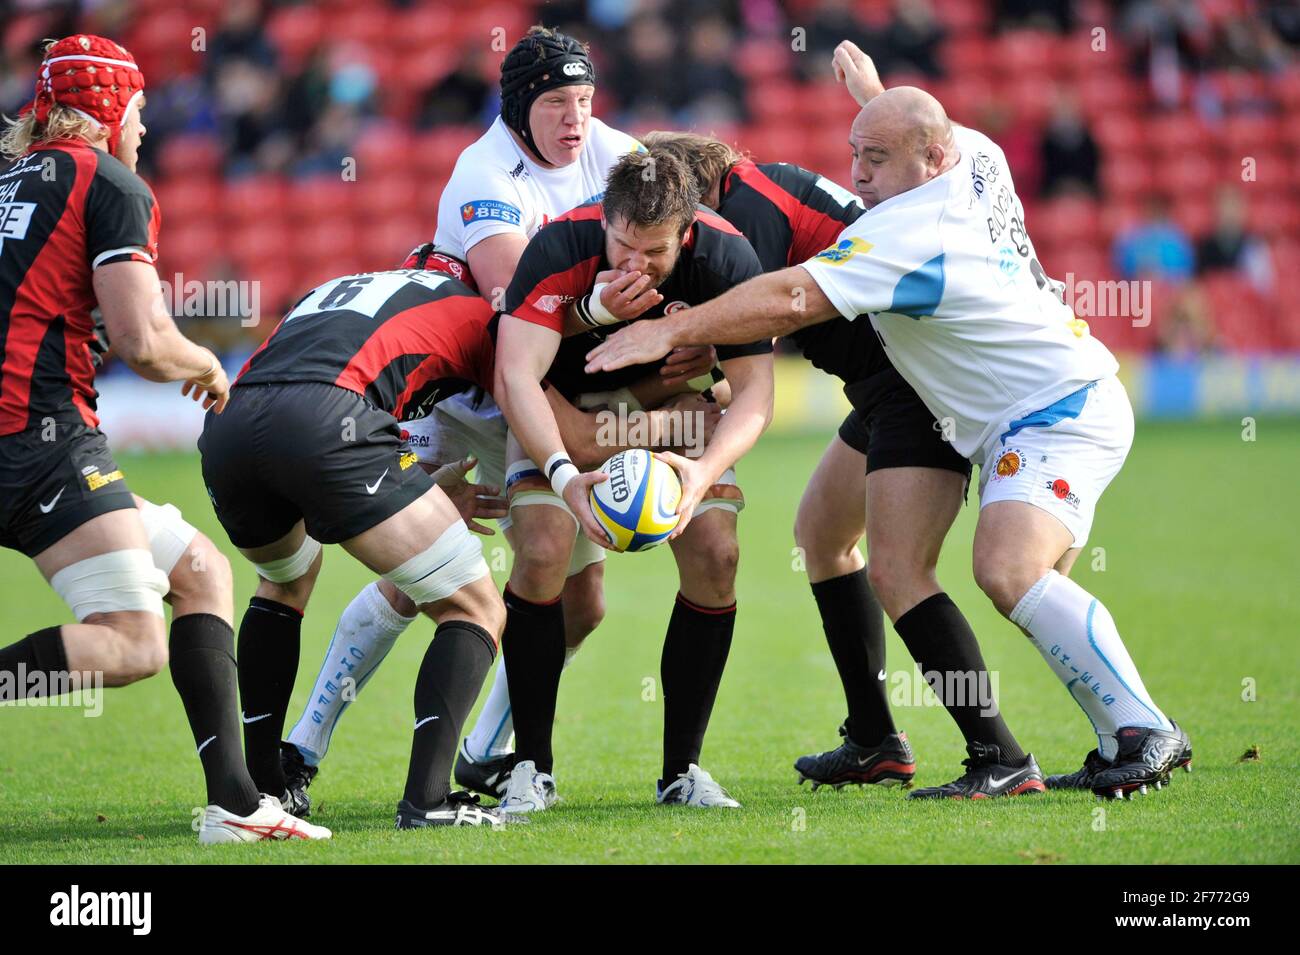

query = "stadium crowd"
[2,0,1298,358]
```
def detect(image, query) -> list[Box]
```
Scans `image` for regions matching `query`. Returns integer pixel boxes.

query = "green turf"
[1,420,1297,864]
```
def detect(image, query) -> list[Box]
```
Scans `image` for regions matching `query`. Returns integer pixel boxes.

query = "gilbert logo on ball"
[589,449,681,552]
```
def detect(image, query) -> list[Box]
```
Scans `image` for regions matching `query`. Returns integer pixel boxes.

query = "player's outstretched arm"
[495,314,612,547]
[660,351,774,540]
[94,260,229,412]
[584,266,837,374]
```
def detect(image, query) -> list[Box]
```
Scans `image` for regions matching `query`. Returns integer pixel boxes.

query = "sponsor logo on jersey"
[814,236,874,265]
[509,160,527,180]
[0,198,37,253]
[664,301,689,314]
[400,429,432,448]
[534,293,573,314]
[993,448,1023,481]
[399,451,419,471]
[461,199,522,226]
[1047,478,1081,508]
[83,466,124,491]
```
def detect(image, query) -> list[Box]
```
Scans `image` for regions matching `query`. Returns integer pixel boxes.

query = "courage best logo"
[461,199,521,226]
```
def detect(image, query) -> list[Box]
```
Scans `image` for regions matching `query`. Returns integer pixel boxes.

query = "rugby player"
[0,35,328,841]
[587,82,1191,799]
[491,149,773,812]
[200,265,512,828]
[279,27,717,810]
[647,111,1033,794]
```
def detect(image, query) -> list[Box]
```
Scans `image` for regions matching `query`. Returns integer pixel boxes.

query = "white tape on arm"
[545,451,579,498]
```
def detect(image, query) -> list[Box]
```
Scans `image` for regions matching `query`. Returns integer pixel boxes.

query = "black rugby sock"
[501,587,565,775]
[0,627,68,699]
[403,621,497,809]
[236,597,303,795]
[810,569,897,745]
[661,594,736,783]
[169,613,260,815]
[894,593,1025,762]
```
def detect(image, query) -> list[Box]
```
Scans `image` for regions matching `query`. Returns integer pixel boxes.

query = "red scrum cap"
[22,34,145,158]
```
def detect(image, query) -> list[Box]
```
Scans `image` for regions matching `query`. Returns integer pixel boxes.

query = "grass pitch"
[1,420,1297,864]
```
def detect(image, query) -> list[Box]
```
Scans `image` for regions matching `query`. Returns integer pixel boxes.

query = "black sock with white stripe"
[237,597,302,796]
[170,614,260,816]
[403,620,497,809]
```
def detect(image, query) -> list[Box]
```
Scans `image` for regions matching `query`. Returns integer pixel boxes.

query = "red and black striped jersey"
[717,159,886,384]
[504,201,771,398]
[0,139,159,436]
[235,270,497,422]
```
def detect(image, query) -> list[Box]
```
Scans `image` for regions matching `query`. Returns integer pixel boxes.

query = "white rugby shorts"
[978,376,1134,549]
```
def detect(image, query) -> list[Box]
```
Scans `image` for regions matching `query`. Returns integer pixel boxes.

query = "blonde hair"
[641,131,748,201]
[1,104,101,161]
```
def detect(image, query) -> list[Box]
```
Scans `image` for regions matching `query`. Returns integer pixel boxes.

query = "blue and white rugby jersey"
[434,116,642,260]
[801,124,1118,459]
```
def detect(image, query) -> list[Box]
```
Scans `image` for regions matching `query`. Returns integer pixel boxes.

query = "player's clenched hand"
[659,345,717,387]
[584,318,676,373]
[599,269,664,322]
[181,349,229,413]
[430,455,507,535]
[832,40,884,106]
[562,470,616,549]
[655,450,706,540]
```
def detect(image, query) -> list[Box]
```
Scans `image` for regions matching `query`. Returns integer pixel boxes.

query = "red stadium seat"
[1147,112,1211,156]
[154,179,221,223]
[993,30,1057,79]
[265,5,325,71]
[1170,196,1215,237]
[940,36,993,77]
[289,177,358,221]
[735,40,793,83]
[157,135,223,180]
[930,0,991,35]
[748,81,805,126]
[1221,113,1282,152]
[1101,156,1154,199]
[223,177,290,225]
[1163,155,1221,196]
[1092,113,1143,154]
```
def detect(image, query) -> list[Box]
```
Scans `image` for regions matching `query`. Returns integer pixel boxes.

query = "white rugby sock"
[464,645,581,761]
[287,581,415,764]
[1011,571,1172,759]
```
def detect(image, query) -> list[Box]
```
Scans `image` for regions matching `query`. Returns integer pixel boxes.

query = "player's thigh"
[33,507,150,579]
[794,428,866,563]
[341,484,464,575]
[865,466,965,572]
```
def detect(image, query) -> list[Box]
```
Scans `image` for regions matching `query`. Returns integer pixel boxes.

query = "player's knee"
[169,535,233,610]
[692,534,740,598]
[510,525,573,598]
[106,612,168,684]
[253,536,322,611]
[973,559,1039,618]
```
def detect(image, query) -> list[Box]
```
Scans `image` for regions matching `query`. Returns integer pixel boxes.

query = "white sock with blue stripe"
[465,646,579,761]
[1011,571,1172,760]
[286,581,414,764]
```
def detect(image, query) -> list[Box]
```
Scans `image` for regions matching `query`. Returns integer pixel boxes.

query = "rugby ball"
[589,449,681,552]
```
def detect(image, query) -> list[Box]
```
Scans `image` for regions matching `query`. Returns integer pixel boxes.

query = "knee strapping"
[254,535,321,583]
[384,520,489,606]
[50,549,169,620]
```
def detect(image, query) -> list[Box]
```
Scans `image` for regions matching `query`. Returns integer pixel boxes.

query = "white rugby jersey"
[434,116,643,260]
[801,124,1118,459]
